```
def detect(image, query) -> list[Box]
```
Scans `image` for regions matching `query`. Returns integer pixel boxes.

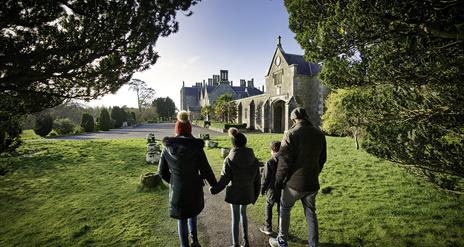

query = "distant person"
[269,107,327,247]
[259,141,281,236]
[210,128,261,247]
[158,111,217,247]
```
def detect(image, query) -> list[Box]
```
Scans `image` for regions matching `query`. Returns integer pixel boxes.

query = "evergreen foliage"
[80,113,95,132]
[98,109,111,131]
[53,118,75,135]
[0,114,22,153]
[0,0,200,116]
[286,0,464,189]
[33,114,54,137]
[152,97,176,119]
[214,94,237,123]
[110,106,128,128]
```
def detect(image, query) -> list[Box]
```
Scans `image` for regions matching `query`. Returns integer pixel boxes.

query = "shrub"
[80,113,95,132]
[224,123,247,130]
[0,114,22,153]
[53,118,75,135]
[99,109,111,131]
[34,114,54,137]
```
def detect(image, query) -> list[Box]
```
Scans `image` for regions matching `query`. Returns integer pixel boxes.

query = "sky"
[85,0,305,109]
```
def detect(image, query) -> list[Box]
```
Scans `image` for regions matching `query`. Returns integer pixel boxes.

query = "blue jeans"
[231,204,248,246]
[278,185,318,247]
[178,217,198,247]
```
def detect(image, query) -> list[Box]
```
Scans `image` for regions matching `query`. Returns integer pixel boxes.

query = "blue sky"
[87,0,305,109]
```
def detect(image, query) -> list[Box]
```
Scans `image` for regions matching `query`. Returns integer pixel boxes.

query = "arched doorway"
[249,100,255,130]
[272,100,285,133]
[263,100,271,132]
[237,103,242,124]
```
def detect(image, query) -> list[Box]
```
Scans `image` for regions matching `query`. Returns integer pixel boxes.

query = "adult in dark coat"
[269,107,327,247]
[158,111,217,247]
[210,128,261,247]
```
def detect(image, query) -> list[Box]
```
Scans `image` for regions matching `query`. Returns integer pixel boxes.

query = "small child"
[259,141,281,235]
[210,128,261,247]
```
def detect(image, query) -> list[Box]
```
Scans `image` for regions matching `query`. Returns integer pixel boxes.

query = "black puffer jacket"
[158,136,217,219]
[211,147,261,205]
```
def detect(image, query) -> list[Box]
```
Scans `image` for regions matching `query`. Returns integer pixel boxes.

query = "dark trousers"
[264,189,281,230]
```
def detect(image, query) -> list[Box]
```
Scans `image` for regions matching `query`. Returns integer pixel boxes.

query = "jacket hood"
[290,107,309,120]
[162,136,204,154]
[162,136,204,147]
[227,147,256,168]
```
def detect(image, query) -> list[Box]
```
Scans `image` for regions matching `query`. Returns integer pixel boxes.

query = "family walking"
[158,107,327,247]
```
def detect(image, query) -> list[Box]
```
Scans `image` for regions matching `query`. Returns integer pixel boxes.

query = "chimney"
[262,85,265,92]
[240,79,246,87]
[213,75,219,85]
[182,81,185,87]
[247,78,254,88]
[208,78,213,86]
[230,80,233,86]
[220,70,228,82]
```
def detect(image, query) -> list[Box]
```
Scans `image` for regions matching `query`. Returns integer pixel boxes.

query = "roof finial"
[277,35,282,47]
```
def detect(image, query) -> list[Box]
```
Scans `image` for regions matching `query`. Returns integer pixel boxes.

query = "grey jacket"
[211,147,261,205]
[276,120,327,192]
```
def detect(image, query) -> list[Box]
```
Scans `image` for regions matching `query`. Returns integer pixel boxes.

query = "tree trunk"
[354,128,359,150]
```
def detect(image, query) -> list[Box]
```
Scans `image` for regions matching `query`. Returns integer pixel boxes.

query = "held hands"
[209,186,218,195]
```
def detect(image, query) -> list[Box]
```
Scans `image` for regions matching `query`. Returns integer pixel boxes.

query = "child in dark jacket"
[210,128,261,247]
[259,141,281,235]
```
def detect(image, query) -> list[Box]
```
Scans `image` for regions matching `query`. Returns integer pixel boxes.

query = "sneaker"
[269,237,288,247]
[241,239,250,247]
[259,226,273,235]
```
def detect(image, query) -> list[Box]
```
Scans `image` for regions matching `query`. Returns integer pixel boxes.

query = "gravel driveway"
[48,123,225,140]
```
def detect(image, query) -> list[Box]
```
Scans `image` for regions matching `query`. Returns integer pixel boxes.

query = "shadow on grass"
[288,233,353,247]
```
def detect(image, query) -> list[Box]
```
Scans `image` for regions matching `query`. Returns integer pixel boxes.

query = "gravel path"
[48,123,225,140]
[198,188,270,247]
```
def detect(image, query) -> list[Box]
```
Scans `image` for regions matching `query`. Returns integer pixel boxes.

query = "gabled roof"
[282,53,321,76]
[266,45,320,77]
[231,86,263,98]
[182,87,201,97]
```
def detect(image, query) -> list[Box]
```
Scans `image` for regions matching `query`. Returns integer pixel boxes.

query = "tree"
[98,108,111,131]
[0,114,22,153]
[129,79,156,112]
[286,0,464,190]
[1,0,200,116]
[214,94,237,123]
[53,118,75,135]
[110,106,128,128]
[80,113,95,132]
[200,106,214,121]
[34,114,54,137]
[152,97,176,119]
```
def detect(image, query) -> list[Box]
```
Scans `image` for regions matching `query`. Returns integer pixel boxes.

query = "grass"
[1,134,463,246]
[0,139,176,246]
[204,134,464,247]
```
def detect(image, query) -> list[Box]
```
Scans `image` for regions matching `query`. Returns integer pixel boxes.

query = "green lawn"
[204,134,464,247]
[0,135,462,246]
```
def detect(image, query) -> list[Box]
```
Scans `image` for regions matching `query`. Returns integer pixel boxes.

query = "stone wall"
[293,74,322,126]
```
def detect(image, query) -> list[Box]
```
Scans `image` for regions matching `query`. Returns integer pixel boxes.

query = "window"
[244,109,248,119]
[273,70,283,85]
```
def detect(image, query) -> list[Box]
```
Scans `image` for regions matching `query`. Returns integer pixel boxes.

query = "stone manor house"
[180,38,329,133]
